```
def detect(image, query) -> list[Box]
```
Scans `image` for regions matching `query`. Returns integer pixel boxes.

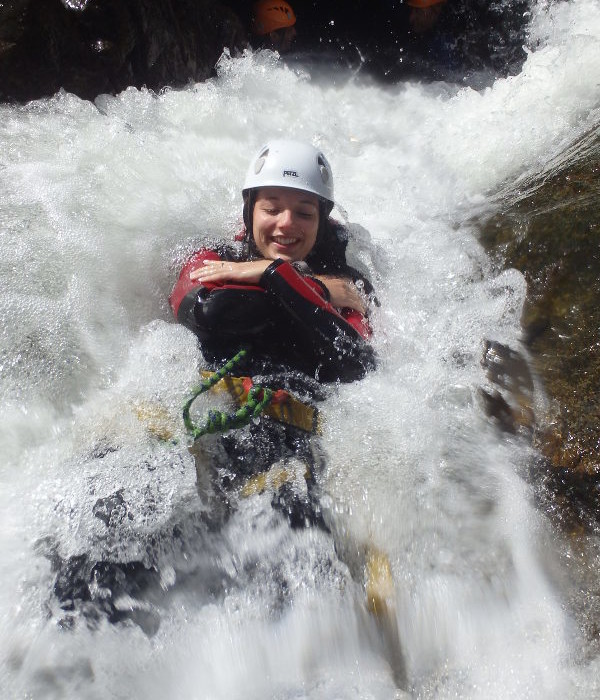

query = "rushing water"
[1,1,600,698]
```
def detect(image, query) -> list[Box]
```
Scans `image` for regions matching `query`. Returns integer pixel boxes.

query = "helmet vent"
[254,150,268,174]
[318,156,330,184]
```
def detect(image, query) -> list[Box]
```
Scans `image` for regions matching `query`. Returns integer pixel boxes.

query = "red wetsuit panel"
[169,249,218,318]
[263,261,372,339]
[341,309,372,340]
[169,249,265,318]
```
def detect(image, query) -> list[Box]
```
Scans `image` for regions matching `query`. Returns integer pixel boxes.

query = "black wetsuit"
[169,231,377,528]
[171,251,375,383]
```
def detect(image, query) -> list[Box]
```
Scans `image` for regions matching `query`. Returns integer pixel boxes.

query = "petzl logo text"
[283,170,298,177]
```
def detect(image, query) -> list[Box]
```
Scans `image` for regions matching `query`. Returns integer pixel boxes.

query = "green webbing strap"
[182,349,274,441]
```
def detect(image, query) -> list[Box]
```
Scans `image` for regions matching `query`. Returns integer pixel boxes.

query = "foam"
[1,2,598,695]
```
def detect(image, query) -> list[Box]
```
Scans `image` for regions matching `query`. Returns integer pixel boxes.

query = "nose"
[277,208,294,228]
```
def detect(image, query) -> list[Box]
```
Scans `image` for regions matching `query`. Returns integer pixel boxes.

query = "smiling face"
[252,187,320,262]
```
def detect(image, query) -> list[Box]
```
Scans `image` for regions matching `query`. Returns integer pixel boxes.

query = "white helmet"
[242,139,334,205]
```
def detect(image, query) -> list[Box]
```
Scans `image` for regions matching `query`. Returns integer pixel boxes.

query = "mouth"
[271,236,300,248]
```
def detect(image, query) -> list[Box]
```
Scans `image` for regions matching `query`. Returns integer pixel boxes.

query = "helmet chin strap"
[316,199,332,244]
[242,190,255,235]
[241,190,260,259]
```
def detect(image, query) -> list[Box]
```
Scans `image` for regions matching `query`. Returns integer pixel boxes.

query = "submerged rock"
[53,553,162,634]
[479,339,536,435]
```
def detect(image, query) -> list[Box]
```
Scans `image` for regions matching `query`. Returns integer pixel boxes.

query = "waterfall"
[1,1,599,697]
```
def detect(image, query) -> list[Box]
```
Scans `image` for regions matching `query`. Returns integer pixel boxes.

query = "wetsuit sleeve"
[169,250,274,342]
[260,259,376,380]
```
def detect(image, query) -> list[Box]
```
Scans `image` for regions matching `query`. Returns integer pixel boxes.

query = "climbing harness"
[182,349,319,441]
[183,349,271,440]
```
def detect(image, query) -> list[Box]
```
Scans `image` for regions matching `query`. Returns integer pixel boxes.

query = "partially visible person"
[169,143,397,665]
[250,0,297,54]
[406,0,447,35]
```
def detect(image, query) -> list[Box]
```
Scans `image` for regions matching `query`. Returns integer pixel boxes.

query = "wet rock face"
[0,0,528,102]
[53,554,162,635]
[289,0,529,83]
[480,130,600,483]
[0,0,248,102]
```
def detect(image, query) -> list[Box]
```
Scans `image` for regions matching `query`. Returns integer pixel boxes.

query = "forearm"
[260,260,376,378]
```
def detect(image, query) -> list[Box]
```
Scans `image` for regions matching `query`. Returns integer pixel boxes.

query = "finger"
[191,261,228,278]
[191,268,218,280]
[190,267,208,280]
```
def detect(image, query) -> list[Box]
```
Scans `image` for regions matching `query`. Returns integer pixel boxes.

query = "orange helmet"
[252,1,297,36]
[406,0,446,7]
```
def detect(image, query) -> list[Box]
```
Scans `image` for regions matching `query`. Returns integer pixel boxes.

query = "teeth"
[274,237,298,245]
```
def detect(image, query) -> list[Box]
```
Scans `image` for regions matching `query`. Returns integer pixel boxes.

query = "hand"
[190,259,271,285]
[315,275,368,315]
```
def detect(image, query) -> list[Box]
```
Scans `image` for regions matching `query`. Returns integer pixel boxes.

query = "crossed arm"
[170,251,376,381]
[191,259,368,315]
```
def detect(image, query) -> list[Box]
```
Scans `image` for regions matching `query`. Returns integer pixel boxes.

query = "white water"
[1,1,600,697]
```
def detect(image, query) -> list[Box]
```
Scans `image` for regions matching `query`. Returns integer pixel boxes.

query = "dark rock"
[0,0,248,102]
[293,0,529,84]
[92,489,132,527]
[54,554,92,609]
[480,340,536,434]
[479,387,519,434]
[0,0,529,103]
[89,441,119,459]
[482,339,534,398]
[53,552,162,633]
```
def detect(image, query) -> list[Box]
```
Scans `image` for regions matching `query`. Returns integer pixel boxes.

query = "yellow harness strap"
[200,372,320,434]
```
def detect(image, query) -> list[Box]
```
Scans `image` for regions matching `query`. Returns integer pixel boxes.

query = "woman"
[170,139,376,383]
[170,139,376,526]
[48,143,379,629]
